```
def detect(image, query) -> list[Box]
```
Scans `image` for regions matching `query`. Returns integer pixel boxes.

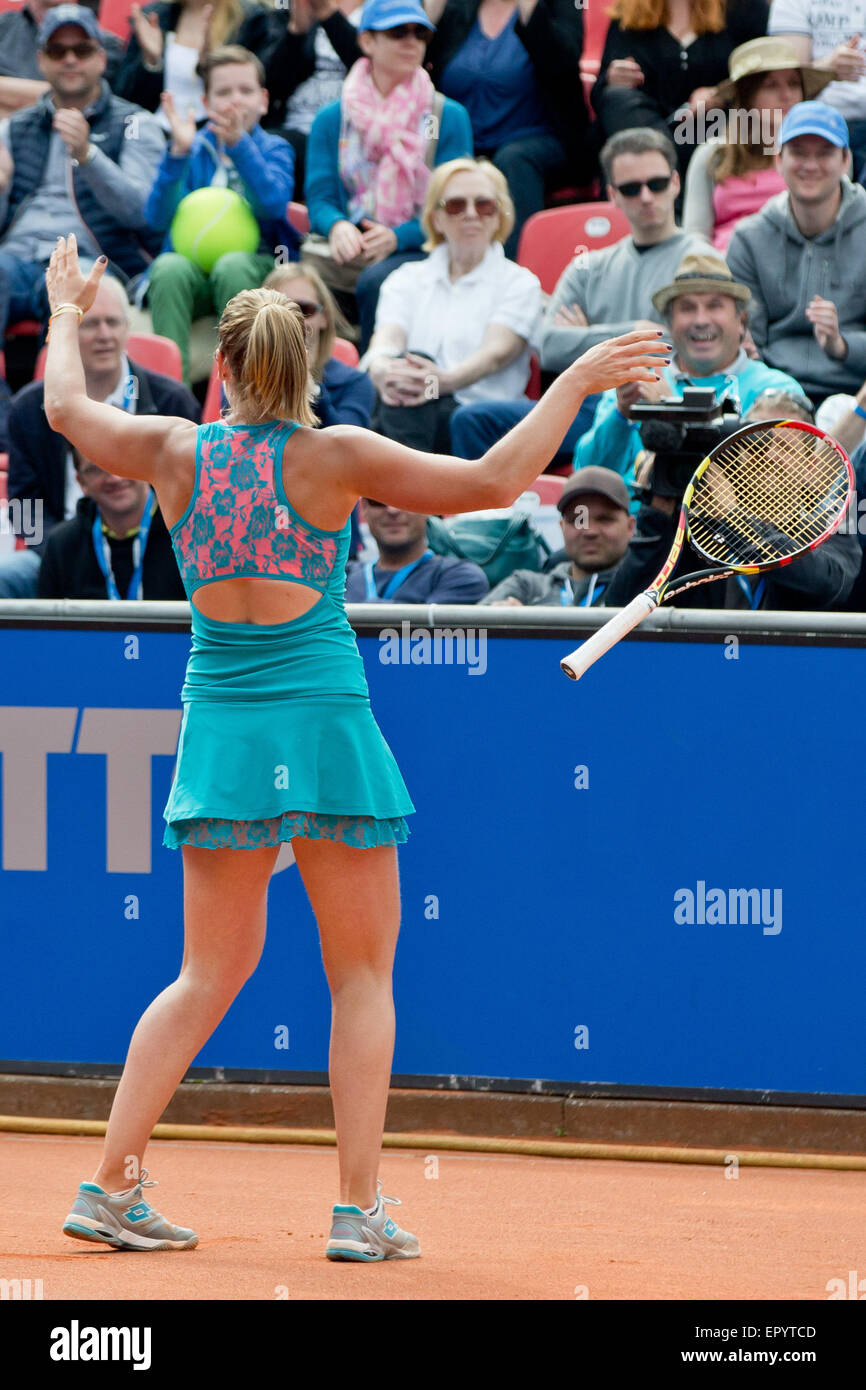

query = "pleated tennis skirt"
[162,594,415,850]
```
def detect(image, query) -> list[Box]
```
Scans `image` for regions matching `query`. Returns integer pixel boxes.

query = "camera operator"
[573,252,808,501]
[603,365,862,612]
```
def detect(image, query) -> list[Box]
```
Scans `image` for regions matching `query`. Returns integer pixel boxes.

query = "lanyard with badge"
[735,574,766,610]
[92,487,157,601]
[364,549,434,600]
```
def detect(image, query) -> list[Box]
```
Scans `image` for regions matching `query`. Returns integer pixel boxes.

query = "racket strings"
[687,428,850,568]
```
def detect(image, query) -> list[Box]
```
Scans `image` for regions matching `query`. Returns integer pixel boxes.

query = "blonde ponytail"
[217,288,316,426]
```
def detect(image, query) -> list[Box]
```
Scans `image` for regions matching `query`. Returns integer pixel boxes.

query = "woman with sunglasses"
[592,0,769,180]
[423,0,590,259]
[304,0,472,354]
[361,156,541,452]
[50,233,666,1261]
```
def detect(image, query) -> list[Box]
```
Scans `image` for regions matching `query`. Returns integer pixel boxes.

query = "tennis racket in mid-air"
[560,418,854,681]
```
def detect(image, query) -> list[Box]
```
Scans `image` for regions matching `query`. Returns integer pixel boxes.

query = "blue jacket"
[573,353,808,511]
[305,96,473,251]
[317,357,375,428]
[144,123,298,259]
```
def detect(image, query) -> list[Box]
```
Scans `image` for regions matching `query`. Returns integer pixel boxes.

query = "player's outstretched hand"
[46,235,107,318]
[569,328,671,397]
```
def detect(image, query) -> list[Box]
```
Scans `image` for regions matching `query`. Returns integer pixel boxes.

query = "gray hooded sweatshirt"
[725,179,866,398]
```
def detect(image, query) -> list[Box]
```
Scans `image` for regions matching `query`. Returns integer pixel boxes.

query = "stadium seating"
[330,336,359,368]
[33,332,183,382]
[581,3,609,76]
[98,0,135,40]
[288,202,311,236]
[526,473,566,505]
[517,202,630,295]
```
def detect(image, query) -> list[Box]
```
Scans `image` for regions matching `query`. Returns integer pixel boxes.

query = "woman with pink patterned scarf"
[305,0,473,352]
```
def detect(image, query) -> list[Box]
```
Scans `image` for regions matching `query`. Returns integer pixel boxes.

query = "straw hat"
[651,252,751,316]
[712,36,832,107]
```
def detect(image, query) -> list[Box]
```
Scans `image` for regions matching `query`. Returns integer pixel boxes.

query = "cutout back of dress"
[169,421,351,608]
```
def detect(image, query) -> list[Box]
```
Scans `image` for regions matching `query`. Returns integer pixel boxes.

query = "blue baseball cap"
[778,100,849,149]
[38,4,104,47]
[358,0,435,32]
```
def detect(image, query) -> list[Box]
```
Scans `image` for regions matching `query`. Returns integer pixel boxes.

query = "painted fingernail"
[99,255,108,264]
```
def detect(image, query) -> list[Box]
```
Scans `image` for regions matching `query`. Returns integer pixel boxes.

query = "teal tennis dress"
[162,419,415,849]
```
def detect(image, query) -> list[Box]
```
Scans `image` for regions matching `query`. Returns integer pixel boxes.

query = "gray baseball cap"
[557,466,631,515]
[39,5,104,48]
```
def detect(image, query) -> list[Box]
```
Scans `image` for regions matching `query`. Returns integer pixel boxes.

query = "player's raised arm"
[324,330,671,517]
[42,236,196,483]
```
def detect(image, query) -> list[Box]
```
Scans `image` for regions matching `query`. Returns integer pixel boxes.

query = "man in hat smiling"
[572,249,808,500]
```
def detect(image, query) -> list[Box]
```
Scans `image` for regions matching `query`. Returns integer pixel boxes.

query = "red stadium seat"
[289,201,310,236]
[34,331,183,382]
[527,473,566,506]
[331,336,359,367]
[98,0,135,39]
[517,202,630,295]
[581,2,609,74]
[5,318,41,342]
[202,359,222,423]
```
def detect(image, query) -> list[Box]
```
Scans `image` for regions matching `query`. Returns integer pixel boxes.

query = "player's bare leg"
[90,844,278,1191]
[293,839,402,1213]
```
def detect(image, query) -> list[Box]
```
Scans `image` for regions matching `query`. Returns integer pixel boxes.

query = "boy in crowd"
[144,45,297,385]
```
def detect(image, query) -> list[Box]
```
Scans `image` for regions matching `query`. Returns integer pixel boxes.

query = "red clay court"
[2,1132,865,1300]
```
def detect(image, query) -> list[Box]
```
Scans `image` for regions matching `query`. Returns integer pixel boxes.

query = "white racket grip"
[560,592,657,681]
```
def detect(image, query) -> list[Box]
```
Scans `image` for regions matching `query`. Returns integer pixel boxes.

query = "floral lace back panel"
[169,421,344,603]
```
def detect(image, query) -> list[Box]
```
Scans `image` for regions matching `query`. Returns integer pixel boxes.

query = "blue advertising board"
[1,612,864,1102]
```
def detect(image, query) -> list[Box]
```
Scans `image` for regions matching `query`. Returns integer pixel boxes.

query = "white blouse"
[373,242,543,406]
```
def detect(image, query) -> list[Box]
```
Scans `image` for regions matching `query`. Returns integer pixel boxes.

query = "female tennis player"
[49,234,669,1261]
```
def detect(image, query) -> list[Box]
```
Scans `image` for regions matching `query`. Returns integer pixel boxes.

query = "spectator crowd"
[3,0,866,612]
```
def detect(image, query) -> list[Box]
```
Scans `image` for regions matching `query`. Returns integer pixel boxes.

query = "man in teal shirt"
[572,251,810,511]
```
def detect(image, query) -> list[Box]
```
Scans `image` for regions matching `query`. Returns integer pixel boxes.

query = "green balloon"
[170,187,259,273]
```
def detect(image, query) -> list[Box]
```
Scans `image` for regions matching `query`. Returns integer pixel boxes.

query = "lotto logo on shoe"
[384,1219,397,1237]
[124,1204,152,1223]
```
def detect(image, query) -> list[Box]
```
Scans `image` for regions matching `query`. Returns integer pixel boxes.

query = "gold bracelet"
[50,304,84,322]
[46,303,84,342]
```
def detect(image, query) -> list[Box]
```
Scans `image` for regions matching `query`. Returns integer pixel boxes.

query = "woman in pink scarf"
[305,0,473,351]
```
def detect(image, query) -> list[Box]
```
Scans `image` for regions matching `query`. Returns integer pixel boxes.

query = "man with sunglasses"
[0,4,165,448]
[0,0,123,119]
